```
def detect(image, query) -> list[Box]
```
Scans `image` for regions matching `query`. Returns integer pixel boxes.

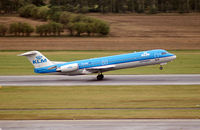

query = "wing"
[86,65,116,73]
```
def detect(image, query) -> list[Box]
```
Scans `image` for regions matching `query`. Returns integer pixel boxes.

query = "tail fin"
[18,51,54,68]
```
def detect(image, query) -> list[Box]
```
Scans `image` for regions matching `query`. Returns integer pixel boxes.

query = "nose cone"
[171,54,176,60]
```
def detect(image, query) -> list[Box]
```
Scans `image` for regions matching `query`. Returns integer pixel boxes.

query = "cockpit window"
[161,52,167,55]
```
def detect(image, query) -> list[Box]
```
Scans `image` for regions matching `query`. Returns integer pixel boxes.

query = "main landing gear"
[97,72,104,80]
[159,65,163,70]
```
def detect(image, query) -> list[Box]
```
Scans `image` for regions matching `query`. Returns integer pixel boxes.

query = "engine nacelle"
[57,63,79,73]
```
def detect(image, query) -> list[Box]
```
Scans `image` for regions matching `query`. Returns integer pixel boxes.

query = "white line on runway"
[0,119,200,130]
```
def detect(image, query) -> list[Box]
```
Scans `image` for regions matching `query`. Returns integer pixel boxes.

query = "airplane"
[18,49,176,80]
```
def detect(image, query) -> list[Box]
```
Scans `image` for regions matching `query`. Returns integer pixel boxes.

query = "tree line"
[49,0,200,13]
[0,0,45,14]
[0,13,110,37]
[0,0,200,14]
[17,4,110,36]
[0,22,62,37]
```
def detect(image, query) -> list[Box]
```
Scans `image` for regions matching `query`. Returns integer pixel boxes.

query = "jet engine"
[56,63,79,72]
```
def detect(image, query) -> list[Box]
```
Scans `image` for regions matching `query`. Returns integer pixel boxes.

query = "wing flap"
[86,65,115,73]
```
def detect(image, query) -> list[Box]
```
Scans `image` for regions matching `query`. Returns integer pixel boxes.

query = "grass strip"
[0,109,199,120]
[0,85,199,119]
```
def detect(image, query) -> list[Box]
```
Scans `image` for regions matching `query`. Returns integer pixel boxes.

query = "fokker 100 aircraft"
[19,49,176,80]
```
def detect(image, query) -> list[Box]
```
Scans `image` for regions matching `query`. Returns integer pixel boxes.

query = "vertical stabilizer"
[18,51,54,68]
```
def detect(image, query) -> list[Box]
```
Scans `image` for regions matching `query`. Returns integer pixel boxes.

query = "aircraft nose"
[171,54,176,60]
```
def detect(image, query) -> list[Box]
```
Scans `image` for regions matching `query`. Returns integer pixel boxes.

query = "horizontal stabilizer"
[18,51,37,56]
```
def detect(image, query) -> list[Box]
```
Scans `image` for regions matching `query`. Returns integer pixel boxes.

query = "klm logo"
[32,56,47,64]
[141,52,150,57]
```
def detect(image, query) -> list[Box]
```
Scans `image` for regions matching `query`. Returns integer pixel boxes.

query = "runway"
[0,74,200,86]
[0,119,200,130]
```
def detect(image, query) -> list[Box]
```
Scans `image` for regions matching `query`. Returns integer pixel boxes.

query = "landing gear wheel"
[97,74,104,80]
[159,66,163,70]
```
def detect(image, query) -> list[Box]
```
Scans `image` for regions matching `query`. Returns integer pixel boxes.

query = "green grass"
[0,85,200,119]
[0,50,200,75]
[1,110,199,120]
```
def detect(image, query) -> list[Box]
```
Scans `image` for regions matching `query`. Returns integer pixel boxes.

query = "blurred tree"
[9,22,34,36]
[0,24,8,36]
[31,0,45,6]
[1,0,200,14]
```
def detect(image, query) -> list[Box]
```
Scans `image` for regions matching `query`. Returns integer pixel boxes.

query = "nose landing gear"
[159,63,167,70]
